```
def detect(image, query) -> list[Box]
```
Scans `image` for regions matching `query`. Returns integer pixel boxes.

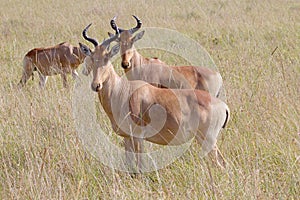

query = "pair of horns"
[82,15,142,47]
[110,15,142,34]
[82,23,119,47]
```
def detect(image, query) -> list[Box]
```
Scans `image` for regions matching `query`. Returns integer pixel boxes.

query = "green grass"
[1,0,299,199]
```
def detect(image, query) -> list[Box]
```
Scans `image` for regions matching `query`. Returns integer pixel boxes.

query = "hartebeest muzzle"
[91,82,102,92]
[121,61,130,69]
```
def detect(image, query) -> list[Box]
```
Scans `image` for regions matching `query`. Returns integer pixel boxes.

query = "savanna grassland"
[0,0,299,199]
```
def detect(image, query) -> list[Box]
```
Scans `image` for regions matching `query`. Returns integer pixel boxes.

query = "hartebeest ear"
[108,32,120,42]
[79,43,92,56]
[132,30,145,43]
[109,44,120,58]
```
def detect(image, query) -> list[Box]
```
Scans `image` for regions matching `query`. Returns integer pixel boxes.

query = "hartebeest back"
[80,24,230,172]
[18,42,86,88]
[109,16,223,97]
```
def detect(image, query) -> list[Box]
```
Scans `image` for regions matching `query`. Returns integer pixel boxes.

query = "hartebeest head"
[80,24,120,92]
[110,15,145,69]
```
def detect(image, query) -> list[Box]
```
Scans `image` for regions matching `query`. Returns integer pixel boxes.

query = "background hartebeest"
[80,24,230,172]
[18,42,86,88]
[109,16,223,97]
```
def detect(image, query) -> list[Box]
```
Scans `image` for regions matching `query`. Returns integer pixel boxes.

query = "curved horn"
[82,23,98,47]
[110,16,124,34]
[130,15,142,34]
[110,16,119,34]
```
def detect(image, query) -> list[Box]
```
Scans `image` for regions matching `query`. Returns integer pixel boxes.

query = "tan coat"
[18,42,86,88]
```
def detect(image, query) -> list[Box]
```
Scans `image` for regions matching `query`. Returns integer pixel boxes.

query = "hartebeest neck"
[130,48,144,69]
[73,47,86,63]
[129,48,164,70]
[98,64,131,112]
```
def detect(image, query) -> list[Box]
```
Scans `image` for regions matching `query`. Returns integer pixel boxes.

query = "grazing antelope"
[18,42,86,88]
[80,24,230,172]
[109,16,223,97]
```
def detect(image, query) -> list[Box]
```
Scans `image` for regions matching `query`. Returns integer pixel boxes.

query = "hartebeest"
[18,42,86,88]
[80,24,230,172]
[109,16,223,97]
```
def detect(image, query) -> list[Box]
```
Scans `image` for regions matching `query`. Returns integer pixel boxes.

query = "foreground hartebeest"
[109,16,223,97]
[18,42,86,88]
[80,24,230,172]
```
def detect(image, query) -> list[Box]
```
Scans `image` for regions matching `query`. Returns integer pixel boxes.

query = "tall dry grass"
[0,0,299,199]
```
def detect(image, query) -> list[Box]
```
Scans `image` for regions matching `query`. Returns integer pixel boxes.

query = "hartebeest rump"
[18,42,86,88]
[80,24,230,172]
[109,16,223,97]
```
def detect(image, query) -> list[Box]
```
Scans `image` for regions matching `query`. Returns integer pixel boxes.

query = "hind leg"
[18,63,34,88]
[195,129,226,169]
[204,137,227,169]
[18,73,32,88]
[38,73,48,88]
[208,145,227,169]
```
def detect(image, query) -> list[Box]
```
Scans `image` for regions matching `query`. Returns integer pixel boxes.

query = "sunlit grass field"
[1,0,299,199]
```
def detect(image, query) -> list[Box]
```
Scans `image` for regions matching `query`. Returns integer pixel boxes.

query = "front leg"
[134,137,144,172]
[124,137,137,173]
[72,70,79,80]
[129,91,150,126]
[60,73,68,88]
[124,136,144,174]
[72,69,82,87]
[38,72,48,89]
[129,92,142,125]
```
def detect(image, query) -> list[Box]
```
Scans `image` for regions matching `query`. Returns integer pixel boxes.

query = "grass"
[0,0,299,199]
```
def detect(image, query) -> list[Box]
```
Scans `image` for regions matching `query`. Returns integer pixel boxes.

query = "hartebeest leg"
[195,129,226,169]
[18,58,34,88]
[124,137,137,172]
[72,70,79,80]
[72,69,82,86]
[209,145,227,169]
[134,137,144,172]
[38,73,48,88]
[124,136,144,173]
[18,71,33,88]
[61,73,68,88]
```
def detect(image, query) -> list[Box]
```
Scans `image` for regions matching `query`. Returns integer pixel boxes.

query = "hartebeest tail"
[109,15,223,97]
[222,109,230,128]
[18,42,86,88]
[80,24,230,172]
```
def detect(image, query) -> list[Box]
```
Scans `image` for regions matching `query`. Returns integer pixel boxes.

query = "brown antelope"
[18,42,86,88]
[80,24,230,172]
[109,16,223,97]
